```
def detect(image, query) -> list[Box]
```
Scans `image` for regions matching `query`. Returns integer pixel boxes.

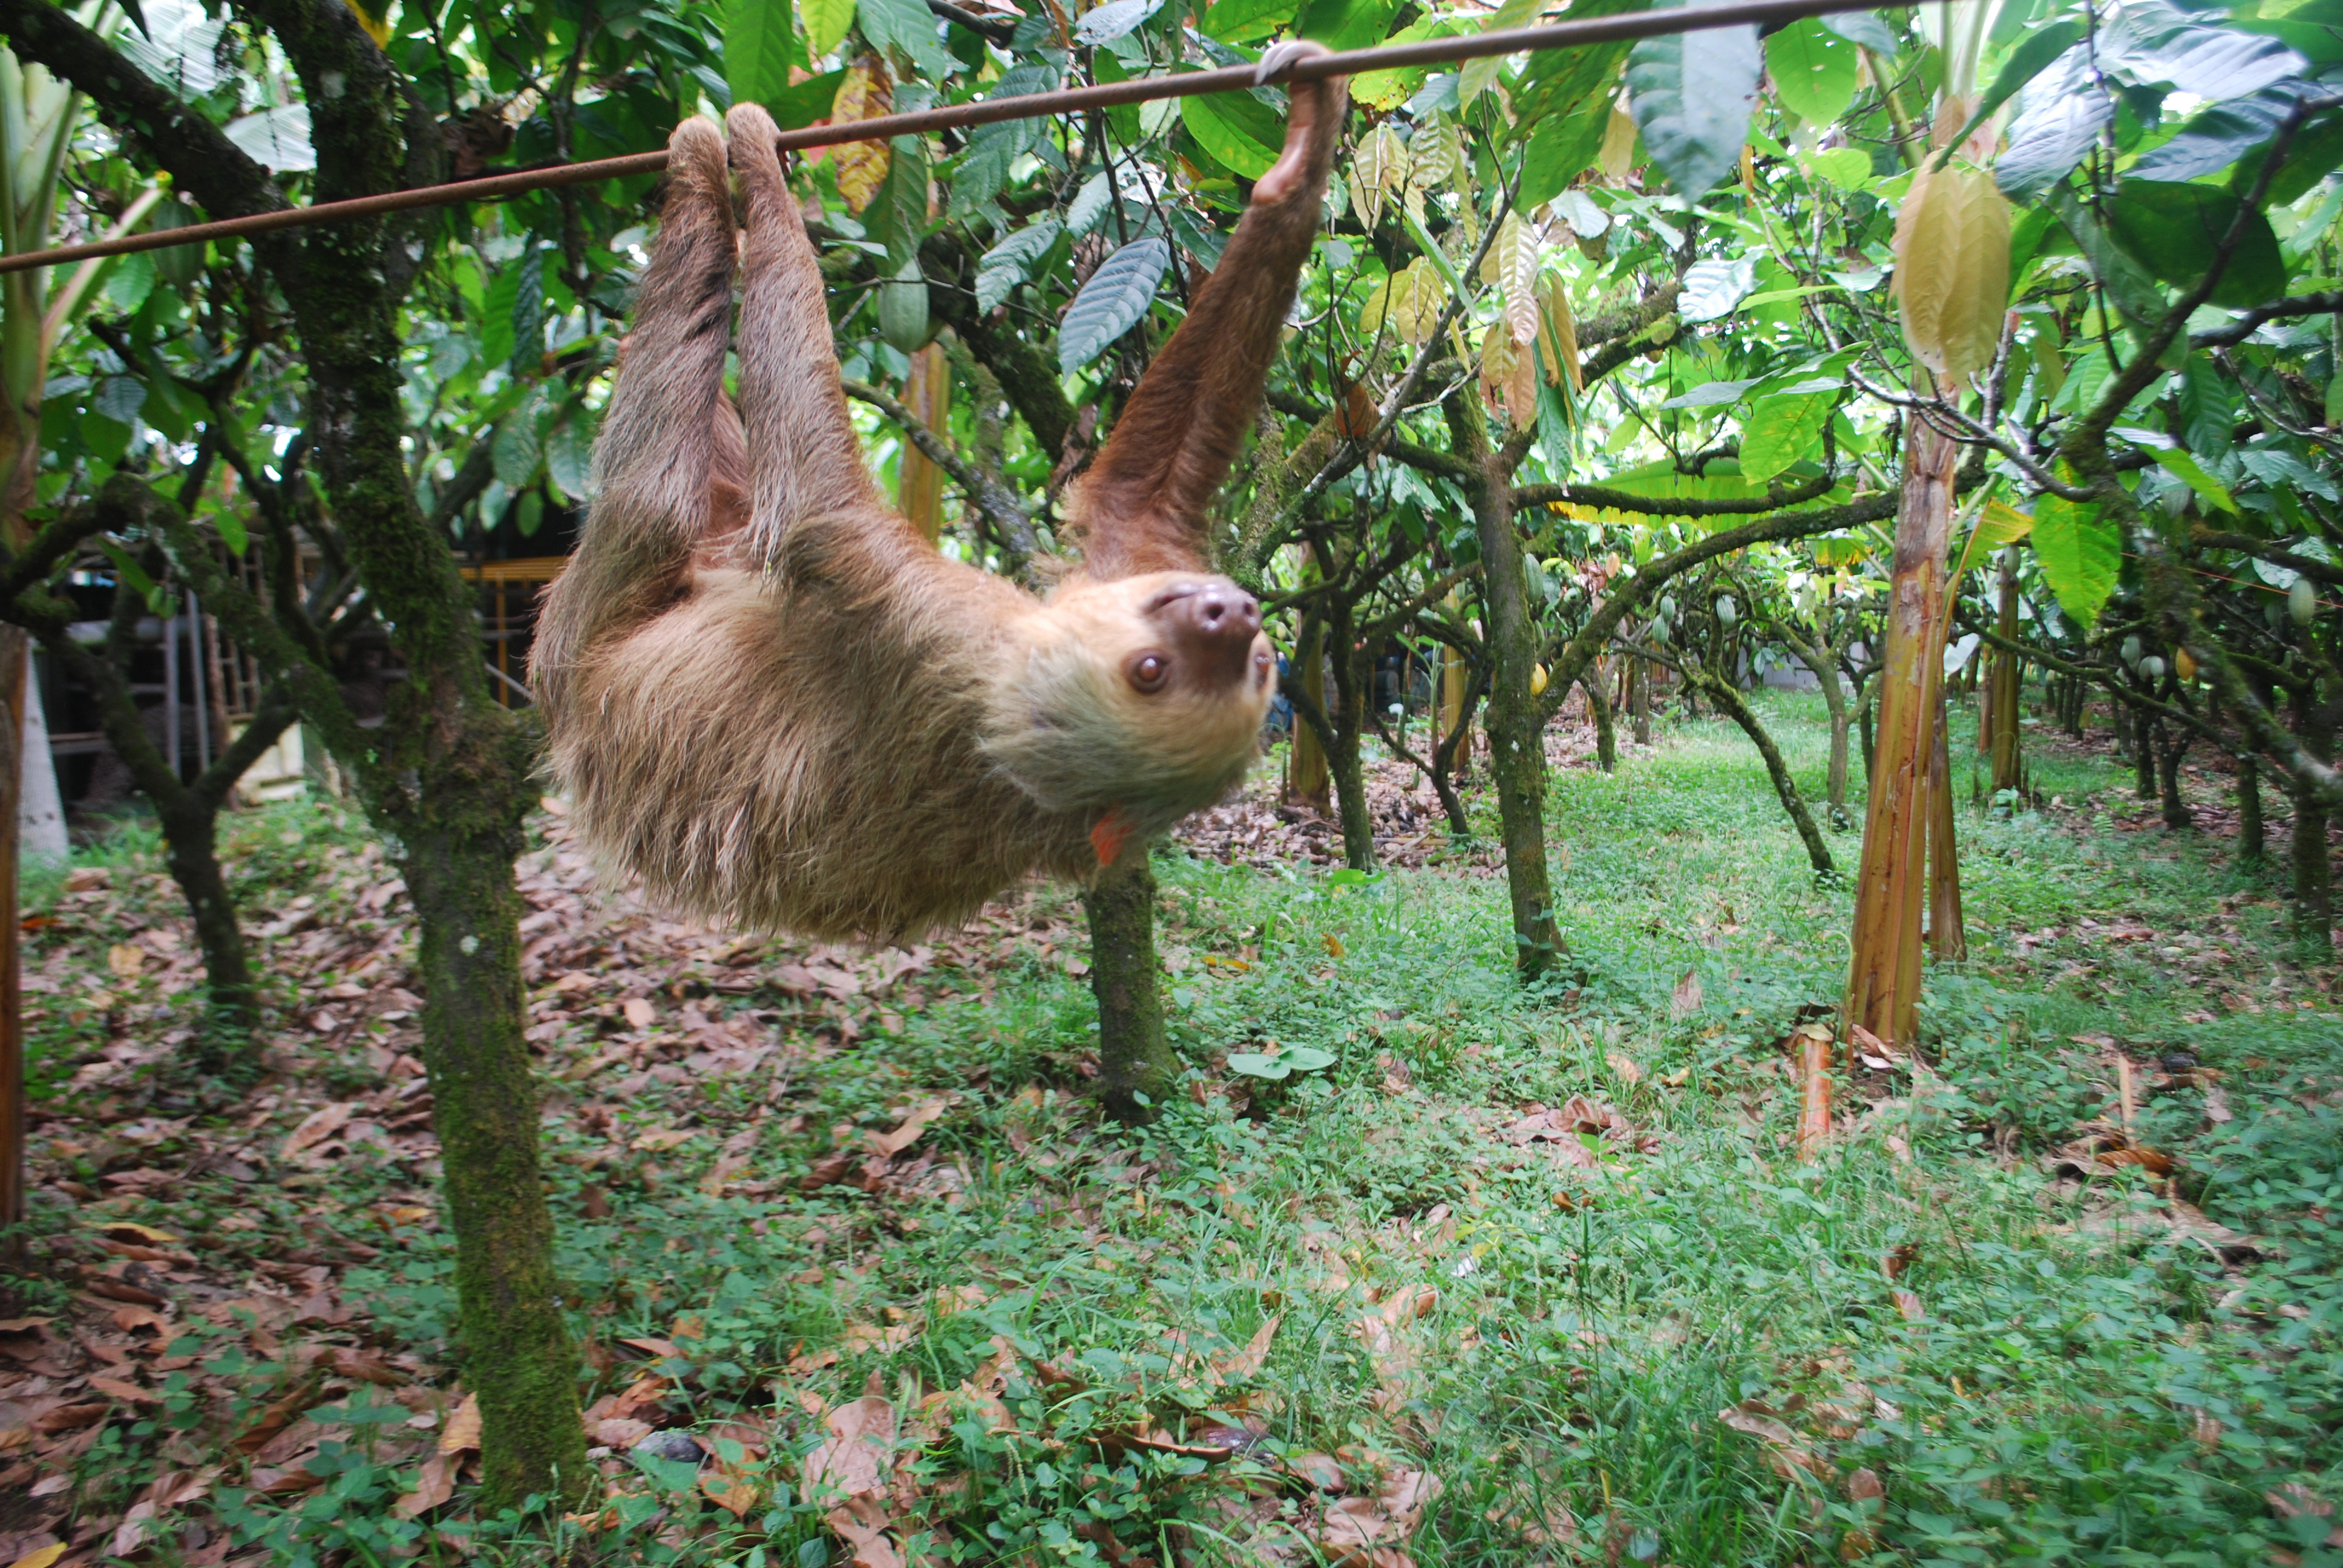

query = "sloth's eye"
[1128,652,1170,693]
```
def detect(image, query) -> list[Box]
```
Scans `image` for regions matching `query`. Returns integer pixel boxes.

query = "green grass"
[15,693,2342,1567]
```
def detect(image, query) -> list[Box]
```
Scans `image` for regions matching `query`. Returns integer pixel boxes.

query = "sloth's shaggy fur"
[534,74,1339,941]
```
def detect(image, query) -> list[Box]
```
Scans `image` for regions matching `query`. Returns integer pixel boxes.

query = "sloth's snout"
[1164,584,1263,684]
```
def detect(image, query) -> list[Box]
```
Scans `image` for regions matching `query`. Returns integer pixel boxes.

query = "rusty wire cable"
[0,0,1896,277]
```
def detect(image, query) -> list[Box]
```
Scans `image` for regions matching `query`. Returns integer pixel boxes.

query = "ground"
[2,693,2339,1568]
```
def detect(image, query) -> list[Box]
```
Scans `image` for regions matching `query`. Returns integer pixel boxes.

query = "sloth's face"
[986,572,1277,820]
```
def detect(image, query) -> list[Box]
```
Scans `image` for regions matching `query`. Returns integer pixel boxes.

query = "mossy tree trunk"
[1323,594,1375,871]
[2238,755,2266,867]
[1449,395,1560,979]
[1987,549,2023,795]
[1583,668,1617,772]
[1086,854,1175,1122]
[0,0,589,1505]
[1286,615,1331,809]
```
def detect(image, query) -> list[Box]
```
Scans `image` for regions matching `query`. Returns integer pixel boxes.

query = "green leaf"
[1939,21,2080,162]
[1058,237,1170,374]
[867,136,932,270]
[1995,47,2105,201]
[1463,0,1541,104]
[2132,84,2308,184]
[1518,95,1611,206]
[1183,90,1283,179]
[1678,256,1755,322]
[102,250,157,314]
[1625,0,1761,197]
[856,0,954,76]
[803,0,855,58]
[508,247,546,378]
[2172,355,2235,462]
[547,420,594,501]
[1820,10,1895,54]
[2149,446,2236,515]
[2031,491,2119,628]
[2105,180,2285,310]
[99,540,167,615]
[1225,1052,1293,1079]
[768,68,848,131]
[1765,18,1857,126]
[492,414,543,489]
[1074,0,1162,47]
[726,0,804,111]
[1510,0,1643,126]
[210,508,249,557]
[1202,0,1290,45]
[480,263,519,368]
[975,220,1064,312]
[1297,0,1395,52]
[1739,391,1830,483]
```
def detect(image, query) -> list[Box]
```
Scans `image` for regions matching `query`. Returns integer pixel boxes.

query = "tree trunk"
[1584,668,1617,773]
[2158,728,2193,831]
[407,819,588,1505]
[1858,678,1876,778]
[0,628,20,1265]
[1085,853,1174,1122]
[1452,396,1560,979]
[2295,691,2335,960]
[1326,600,1375,871]
[2135,710,2159,799]
[1629,652,1651,746]
[1844,416,1956,1049]
[1439,610,1473,779]
[1427,677,1476,839]
[2294,777,2332,959]
[1287,618,1331,810]
[897,341,950,543]
[2238,755,2265,867]
[1926,695,1965,961]
[1698,668,1833,875]
[1988,549,2022,795]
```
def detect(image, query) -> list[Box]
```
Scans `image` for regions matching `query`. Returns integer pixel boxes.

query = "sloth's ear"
[1067,62,1345,582]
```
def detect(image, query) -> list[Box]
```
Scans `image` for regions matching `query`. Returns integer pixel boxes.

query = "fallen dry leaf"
[279,1103,353,1160]
[803,1393,896,1501]
[866,1098,951,1158]
[439,1393,482,1455]
[393,1453,456,1518]
[1717,1401,1824,1479]
[1671,969,1703,1019]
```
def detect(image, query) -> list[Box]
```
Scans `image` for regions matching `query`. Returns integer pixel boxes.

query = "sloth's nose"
[1166,586,1262,682]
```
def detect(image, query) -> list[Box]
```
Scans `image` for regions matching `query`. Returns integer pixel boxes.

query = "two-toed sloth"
[532,46,1345,941]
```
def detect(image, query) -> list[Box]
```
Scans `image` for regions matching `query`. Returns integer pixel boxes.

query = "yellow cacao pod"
[2174,647,2198,683]
[1531,662,1550,697]
[1891,157,2011,381]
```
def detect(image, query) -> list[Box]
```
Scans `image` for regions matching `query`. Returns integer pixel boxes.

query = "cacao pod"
[1890,157,2011,381]
[2291,576,2318,626]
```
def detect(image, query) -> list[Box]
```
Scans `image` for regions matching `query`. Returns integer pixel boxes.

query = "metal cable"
[0,0,1895,276]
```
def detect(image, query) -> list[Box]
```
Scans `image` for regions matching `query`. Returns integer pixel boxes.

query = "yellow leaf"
[1487,212,1543,348]
[1323,933,1346,958]
[1597,103,1638,181]
[8,1546,68,1568]
[1349,122,1408,230]
[107,943,143,978]
[1539,276,1582,391]
[829,58,894,214]
[1407,115,1464,197]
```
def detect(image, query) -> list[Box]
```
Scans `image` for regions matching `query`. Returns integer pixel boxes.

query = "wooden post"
[1987,547,2022,795]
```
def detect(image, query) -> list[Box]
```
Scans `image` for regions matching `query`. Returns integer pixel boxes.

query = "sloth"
[533,48,1343,941]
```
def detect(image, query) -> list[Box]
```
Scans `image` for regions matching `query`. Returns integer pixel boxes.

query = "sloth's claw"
[1253,38,1331,87]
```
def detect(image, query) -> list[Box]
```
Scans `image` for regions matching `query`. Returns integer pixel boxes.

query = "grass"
[10,691,2342,1567]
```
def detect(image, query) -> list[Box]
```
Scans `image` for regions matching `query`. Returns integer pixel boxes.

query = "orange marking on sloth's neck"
[1090,806,1136,867]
